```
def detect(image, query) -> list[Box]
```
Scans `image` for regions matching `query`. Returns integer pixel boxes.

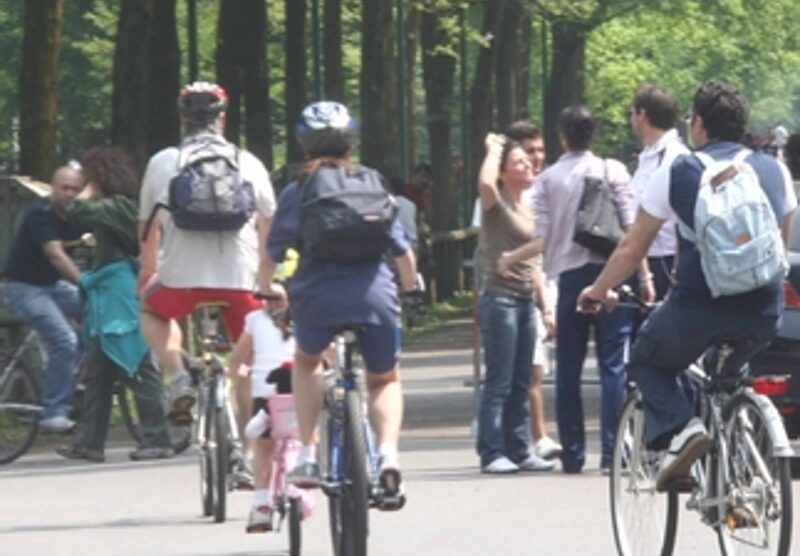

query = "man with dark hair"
[629,85,689,300]
[578,80,797,490]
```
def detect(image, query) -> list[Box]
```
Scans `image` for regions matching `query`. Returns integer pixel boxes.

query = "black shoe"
[129,446,175,461]
[56,444,105,463]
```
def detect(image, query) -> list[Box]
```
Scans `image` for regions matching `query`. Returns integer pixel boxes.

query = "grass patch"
[405,290,474,336]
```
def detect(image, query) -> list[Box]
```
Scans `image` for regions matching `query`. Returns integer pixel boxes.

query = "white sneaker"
[39,415,76,434]
[517,452,556,472]
[655,418,712,492]
[481,456,519,474]
[534,436,563,460]
[245,505,273,533]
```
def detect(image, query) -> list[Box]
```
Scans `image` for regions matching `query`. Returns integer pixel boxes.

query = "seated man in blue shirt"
[577,81,796,491]
[1,165,86,433]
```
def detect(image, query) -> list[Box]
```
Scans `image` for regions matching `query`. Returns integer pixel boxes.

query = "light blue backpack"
[677,149,787,298]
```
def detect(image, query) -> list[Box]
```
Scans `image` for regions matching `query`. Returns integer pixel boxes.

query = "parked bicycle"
[317,326,405,556]
[0,329,191,465]
[187,301,249,523]
[609,287,794,556]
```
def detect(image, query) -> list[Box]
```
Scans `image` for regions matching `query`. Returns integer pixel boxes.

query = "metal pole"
[312,0,323,100]
[187,0,198,82]
[459,7,470,227]
[396,0,409,180]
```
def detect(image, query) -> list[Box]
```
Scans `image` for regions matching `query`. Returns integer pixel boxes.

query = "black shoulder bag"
[572,159,624,259]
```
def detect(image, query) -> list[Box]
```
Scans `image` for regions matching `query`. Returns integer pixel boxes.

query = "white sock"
[253,489,272,508]
[378,444,399,465]
[299,445,317,464]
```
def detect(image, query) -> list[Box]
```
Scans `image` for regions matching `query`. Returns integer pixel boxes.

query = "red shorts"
[142,282,262,341]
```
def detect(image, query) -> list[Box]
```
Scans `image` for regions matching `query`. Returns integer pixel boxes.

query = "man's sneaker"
[534,436,563,460]
[481,456,519,474]
[656,418,712,492]
[377,456,406,510]
[166,372,196,415]
[56,443,104,463]
[245,505,273,533]
[40,415,76,435]
[288,460,321,489]
[517,452,555,472]
[129,446,175,461]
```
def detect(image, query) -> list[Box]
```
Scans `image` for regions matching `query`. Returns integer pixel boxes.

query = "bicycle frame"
[0,331,43,414]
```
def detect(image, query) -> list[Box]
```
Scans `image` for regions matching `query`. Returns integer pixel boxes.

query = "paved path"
[0,318,798,555]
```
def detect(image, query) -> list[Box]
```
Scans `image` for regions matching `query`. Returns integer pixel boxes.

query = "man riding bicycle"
[261,101,417,499]
[137,81,276,416]
[577,80,796,491]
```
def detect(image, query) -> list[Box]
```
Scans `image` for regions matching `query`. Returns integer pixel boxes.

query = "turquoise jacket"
[80,260,148,376]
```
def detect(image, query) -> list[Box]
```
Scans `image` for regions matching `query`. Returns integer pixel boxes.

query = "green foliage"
[586,0,800,157]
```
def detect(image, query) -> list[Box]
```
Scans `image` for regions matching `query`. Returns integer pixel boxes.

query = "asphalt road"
[1,319,798,556]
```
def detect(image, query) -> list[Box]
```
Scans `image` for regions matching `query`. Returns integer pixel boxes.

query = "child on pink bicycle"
[229,285,313,533]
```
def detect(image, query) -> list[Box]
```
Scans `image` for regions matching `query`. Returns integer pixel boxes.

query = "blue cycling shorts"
[293,322,401,374]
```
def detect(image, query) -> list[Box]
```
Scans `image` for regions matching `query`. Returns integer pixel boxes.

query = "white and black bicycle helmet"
[178,81,228,124]
[295,101,358,155]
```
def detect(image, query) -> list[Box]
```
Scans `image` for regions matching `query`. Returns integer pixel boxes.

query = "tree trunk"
[360,0,399,178]
[544,20,587,160]
[284,0,307,164]
[469,1,503,191]
[244,0,272,168]
[323,0,344,102]
[146,0,179,157]
[216,0,243,144]
[405,6,420,168]
[19,0,65,180]
[495,0,524,131]
[421,10,456,232]
[516,8,532,121]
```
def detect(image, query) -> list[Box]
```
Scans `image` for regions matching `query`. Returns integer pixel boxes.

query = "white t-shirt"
[243,309,295,398]
[139,138,276,289]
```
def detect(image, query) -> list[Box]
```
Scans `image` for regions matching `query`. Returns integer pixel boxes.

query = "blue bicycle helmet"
[295,101,358,155]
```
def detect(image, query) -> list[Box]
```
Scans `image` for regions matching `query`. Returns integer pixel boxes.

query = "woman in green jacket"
[56,147,174,462]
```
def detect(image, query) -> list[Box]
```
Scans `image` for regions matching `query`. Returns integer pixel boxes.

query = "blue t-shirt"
[267,173,410,327]
[2,199,85,286]
[666,142,794,316]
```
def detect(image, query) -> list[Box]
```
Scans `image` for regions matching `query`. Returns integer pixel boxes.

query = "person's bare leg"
[140,309,184,377]
[233,372,252,440]
[252,437,276,490]
[293,349,324,447]
[529,364,546,442]
[365,369,403,450]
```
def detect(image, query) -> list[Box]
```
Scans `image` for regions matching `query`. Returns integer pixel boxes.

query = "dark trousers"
[634,255,675,334]
[628,298,778,449]
[556,264,634,472]
[76,343,171,452]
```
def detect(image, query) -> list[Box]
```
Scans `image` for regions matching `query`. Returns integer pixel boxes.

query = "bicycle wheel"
[610,391,678,556]
[288,496,302,556]
[326,412,344,556]
[198,385,214,517]
[115,383,192,454]
[210,377,229,523]
[340,390,369,556]
[0,365,40,464]
[717,396,793,556]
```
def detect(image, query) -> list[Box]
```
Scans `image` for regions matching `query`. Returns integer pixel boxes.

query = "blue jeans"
[628,297,778,449]
[556,264,634,472]
[2,280,81,419]
[477,289,535,467]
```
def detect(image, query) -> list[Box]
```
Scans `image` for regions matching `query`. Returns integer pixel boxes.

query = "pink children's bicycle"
[263,393,315,556]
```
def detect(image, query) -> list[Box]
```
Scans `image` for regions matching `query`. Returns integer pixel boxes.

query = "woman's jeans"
[2,280,81,419]
[477,289,536,467]
[556,264,634,472]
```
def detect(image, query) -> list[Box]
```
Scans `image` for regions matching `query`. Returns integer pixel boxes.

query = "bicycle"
[318,326,405,556]
[0,328,191,464]
[609,288,794,556]
[251,392,314,556]
[187,301,248,524]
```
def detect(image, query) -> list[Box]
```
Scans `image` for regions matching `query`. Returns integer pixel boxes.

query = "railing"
[427,227,478,303]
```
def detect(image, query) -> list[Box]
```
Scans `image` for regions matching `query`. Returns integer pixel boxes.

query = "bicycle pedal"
[665,476,697,493]
[168,411,193,425]
[376,493,406,512]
